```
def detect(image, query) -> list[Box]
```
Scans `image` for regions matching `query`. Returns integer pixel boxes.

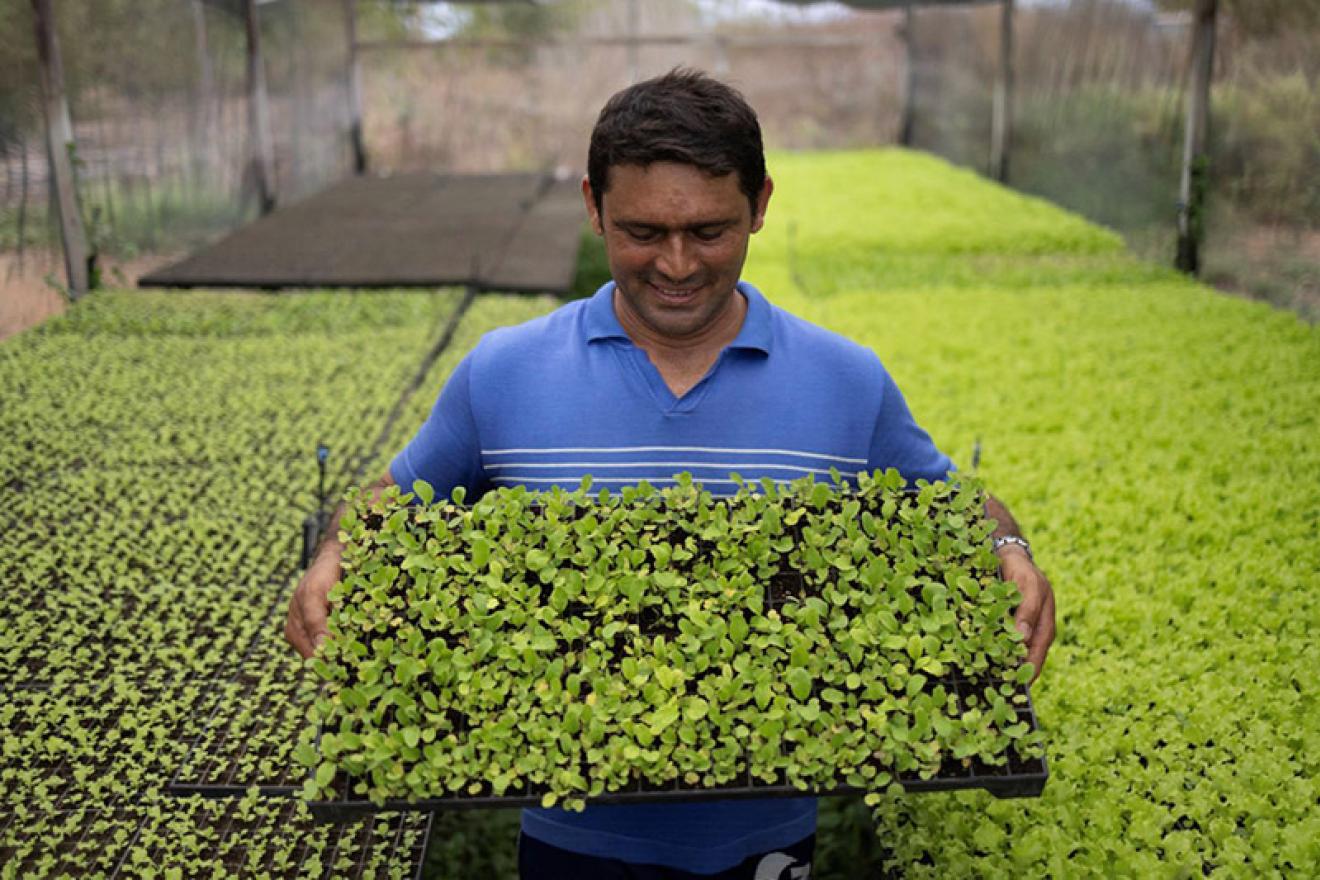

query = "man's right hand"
[285,552,340,659]
[286,471,396,659]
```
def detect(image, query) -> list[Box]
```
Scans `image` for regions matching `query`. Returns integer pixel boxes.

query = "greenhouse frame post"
[189,0,218,184]
[343,0,367,174]
[30,0,89,299]
[990,0,1015,184]
[244,0,276,214]
[1176,0,1217,275]
[898,3,916,147]
[627,0,641,84]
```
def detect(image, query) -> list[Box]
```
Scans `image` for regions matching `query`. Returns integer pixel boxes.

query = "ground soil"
[1205,224,1320,322]
[0,250,180,341]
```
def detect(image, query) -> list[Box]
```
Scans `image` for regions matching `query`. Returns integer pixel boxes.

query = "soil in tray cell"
[766,569,807,607]
[1003,748,1045,777]
[903,756,973,782]
[634,774,685,795]
[637,606,678,639]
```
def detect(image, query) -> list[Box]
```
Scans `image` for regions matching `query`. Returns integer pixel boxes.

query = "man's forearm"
[311,500,350,567]
[985,494,1024,541]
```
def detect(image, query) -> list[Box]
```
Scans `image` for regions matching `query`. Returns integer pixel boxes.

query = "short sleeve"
[867,367,955,484]
[390,353,486,500]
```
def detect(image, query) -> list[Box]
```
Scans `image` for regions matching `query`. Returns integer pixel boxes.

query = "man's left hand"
[998,549,1056,684]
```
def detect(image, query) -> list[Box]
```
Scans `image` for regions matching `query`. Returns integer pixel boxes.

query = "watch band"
[992,535,1033,561]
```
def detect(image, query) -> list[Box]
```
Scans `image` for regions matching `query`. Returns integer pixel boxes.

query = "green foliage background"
[746,149,1320,876]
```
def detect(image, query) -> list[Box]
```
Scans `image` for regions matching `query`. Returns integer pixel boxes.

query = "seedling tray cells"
[0,289,495,876]
[300,472,1047,819]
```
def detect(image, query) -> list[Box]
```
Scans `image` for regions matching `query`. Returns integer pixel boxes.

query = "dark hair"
[587,68,766,215]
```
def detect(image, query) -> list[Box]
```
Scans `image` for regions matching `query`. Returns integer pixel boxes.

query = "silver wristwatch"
[992,535,1033,561]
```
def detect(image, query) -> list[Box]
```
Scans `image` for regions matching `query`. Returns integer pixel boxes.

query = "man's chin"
[639,309,709,340]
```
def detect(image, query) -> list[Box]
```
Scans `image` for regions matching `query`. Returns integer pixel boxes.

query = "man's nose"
[655,233,699,282]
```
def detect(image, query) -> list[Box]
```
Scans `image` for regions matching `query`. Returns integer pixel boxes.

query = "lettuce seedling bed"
[122,802,433,880]
[0,620,270,691]
[166,599,323,797]
[0,806,147,875]
[299,473,1048,821]
[3,679,235,812]
[0,803,433,880]
[168,676,318,797]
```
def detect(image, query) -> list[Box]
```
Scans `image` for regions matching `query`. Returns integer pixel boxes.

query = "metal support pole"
[343,0,367,174]
[990,0,1015,183]
[30,0,89,299]
[243,0,276,214]
[1176,0,1217,275]
[899,3,916,147]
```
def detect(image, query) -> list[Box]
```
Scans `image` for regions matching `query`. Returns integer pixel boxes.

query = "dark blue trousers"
[517,831,815,879]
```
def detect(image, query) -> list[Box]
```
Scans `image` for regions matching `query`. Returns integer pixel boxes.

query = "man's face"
[583,162,772,343]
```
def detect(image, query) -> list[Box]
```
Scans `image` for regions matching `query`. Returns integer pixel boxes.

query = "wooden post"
[30,0,89,298]
[1176,0,1217,275]
[244,0,276,214]
[990,0,1015,183]
[189,0,217,183]
[343,0,367,174]
[713,36,730,77]
[627,0,640,84]
[898,3,916,147]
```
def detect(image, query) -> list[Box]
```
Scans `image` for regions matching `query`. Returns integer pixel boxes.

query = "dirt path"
[0,250,180,341]
[1206,225,1320,322]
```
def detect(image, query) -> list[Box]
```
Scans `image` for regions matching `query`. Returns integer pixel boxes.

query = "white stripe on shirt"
[484,461,845,476]
[479,445,866,464]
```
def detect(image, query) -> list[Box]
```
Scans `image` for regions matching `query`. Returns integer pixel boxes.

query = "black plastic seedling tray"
[134,801,434,880]
[304,680,1046,823]
[0,803,434,880]
[166,675,313,798]
[166,592,325,798]
[293,487,1049,822]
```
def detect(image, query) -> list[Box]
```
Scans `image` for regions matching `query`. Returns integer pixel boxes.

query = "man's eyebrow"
[612,218,739,232]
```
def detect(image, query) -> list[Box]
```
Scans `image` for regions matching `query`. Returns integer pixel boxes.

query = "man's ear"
[581,176,604,236]
[750,176,774,234]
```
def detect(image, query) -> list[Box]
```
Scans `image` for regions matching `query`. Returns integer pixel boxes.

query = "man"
[286,69,1055,880]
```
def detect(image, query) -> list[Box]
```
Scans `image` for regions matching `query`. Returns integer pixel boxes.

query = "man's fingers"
[1012,578,1044,644]
[1026,591,1056,678]
[284,572,330,659]
[284,597,318,659]
[1001,560,1055,685]
[297,584,329,654]
[284,609,311,659]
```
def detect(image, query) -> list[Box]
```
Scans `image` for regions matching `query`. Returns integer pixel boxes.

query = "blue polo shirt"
[391,280,953,874]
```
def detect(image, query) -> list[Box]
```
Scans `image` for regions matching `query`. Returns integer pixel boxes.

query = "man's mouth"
[649,282,701,305]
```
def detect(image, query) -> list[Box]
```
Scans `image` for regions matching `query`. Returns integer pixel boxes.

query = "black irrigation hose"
[168,284,475,850]
[343,170,562,488]
[298,285,478,568]
[373,172,562,462]
[353,284,478,488]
